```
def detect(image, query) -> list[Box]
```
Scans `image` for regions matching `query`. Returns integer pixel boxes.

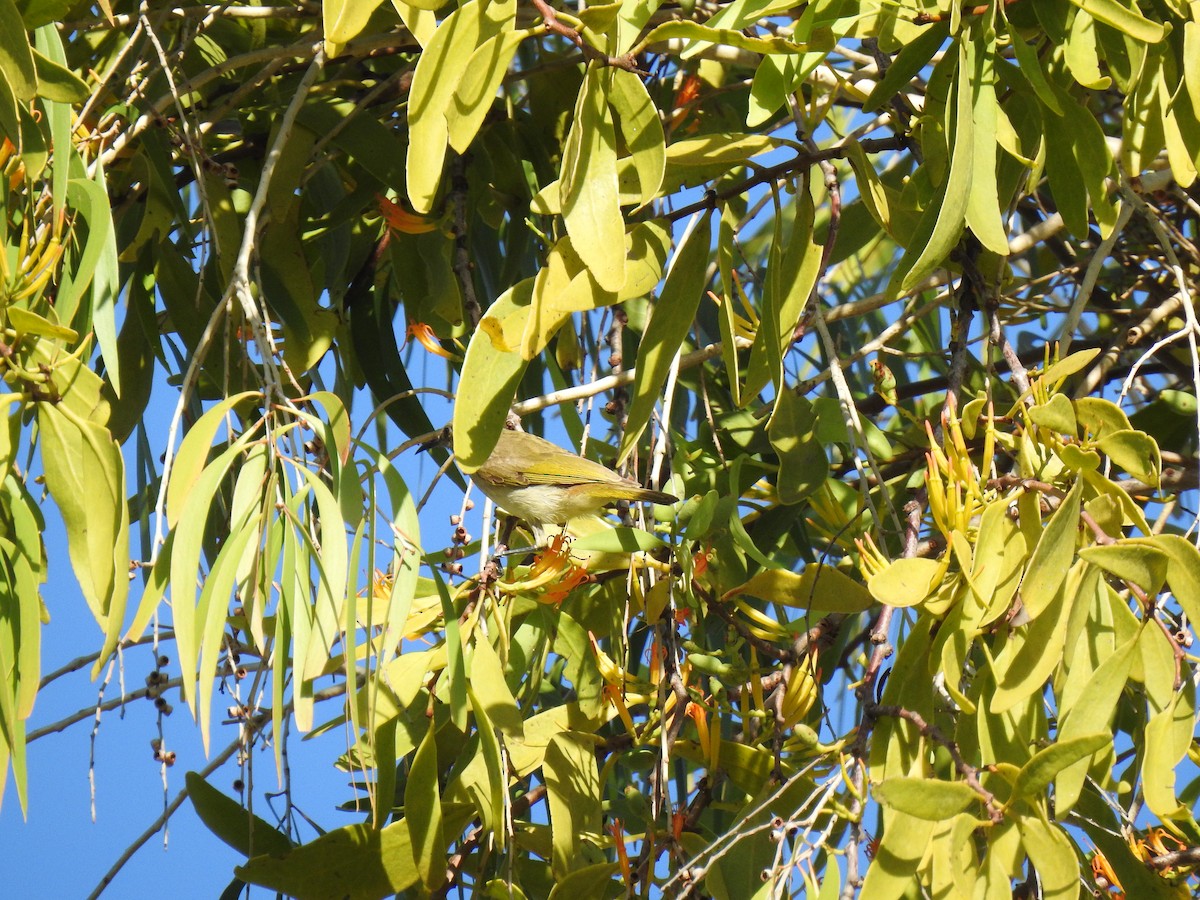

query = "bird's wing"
[518,447,634,487]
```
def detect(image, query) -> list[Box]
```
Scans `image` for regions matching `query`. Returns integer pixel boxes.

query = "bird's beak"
[416,425,453,455]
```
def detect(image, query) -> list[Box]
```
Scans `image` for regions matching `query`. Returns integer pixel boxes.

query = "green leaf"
[406,718,446,890]
[1068,0,1164,43]
[1054,633,1138,814]
[59,176,115,336]
[237,821,420,899]
[323,0,387,50]
[0,0,36,101]
[36,403,128,675]
[991,561,1088,713]
[0,69,19,150]
[1096,428,1160,486]
[617,209,712,463]
[1078,541,1168,597]
[1028,393,1077,434]
[430,566,468,731]
[88,157,122,397]
[869,557,946,609]
[1064,9,1111,90]
[561,65,625,292]
[768,390,828,505]
[1010,733,1110,801]
[453,279,534,471]
[731,565,873,613]
[186,772,293,857]
[1018,478,1081,619]
[609,68,665,208]
[570,526,666,554]
[469,634,523,738]
[446,29,524,154]
[873,777,980,820]
[964,25,1008,255]
[864,22,948,112]
[464,689,507,848]
[894,39,973,292]
[545,732,602,879]
[546,862,620,899]
[30,46,85,101]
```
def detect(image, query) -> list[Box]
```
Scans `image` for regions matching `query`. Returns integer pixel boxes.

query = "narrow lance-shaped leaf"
[618,209,712,464]
[964,23,1009,255]
[893,37,973,293]
[1018,478,1081,620]
[545,732,603,879]
[609,68,665,208]
[406,718,446,890]
[561,65,626,292]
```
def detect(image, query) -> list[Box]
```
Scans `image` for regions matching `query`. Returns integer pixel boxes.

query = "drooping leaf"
[618,210,712,463]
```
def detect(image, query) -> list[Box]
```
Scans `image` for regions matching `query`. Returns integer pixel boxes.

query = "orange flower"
[609,819,632,885]
[669,73,702,130]
[377,195,438,233]
[1089,851,1124,897]
[405,321,456,360]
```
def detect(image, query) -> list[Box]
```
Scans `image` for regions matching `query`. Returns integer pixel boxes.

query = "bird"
[436,426,678,526]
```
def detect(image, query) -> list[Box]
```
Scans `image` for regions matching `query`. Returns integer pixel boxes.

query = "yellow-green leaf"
[186,771,293,857]
[609,69,664,208]
[446,29,524,154]
[545,732,602,879]
[1078,541,1168,597]
[991,561,1088,713]
[1055,633,1138,815]
[869,557,946,609]
[730,565,873,613]
[469,635,524,739]
[237,821,420,899]
[873,777,980,820]
[406,718,446,890]
[1096,428,1160,486]
[1068,0,1164,43]
[1010,733,1110,801]
[617,209,712,463]
[0,0,36,101]
[561,65,625,292]
[453,279,534,471]
[1018,478,1081,620]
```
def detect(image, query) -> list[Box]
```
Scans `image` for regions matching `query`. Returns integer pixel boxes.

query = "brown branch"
[1146,845,1200,870]
[665,137,907,224]
[528,0,646,73]
[437,783,548,896]
[694,580,793,662]
[871,705,1004,823]
[449,154,481,327]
